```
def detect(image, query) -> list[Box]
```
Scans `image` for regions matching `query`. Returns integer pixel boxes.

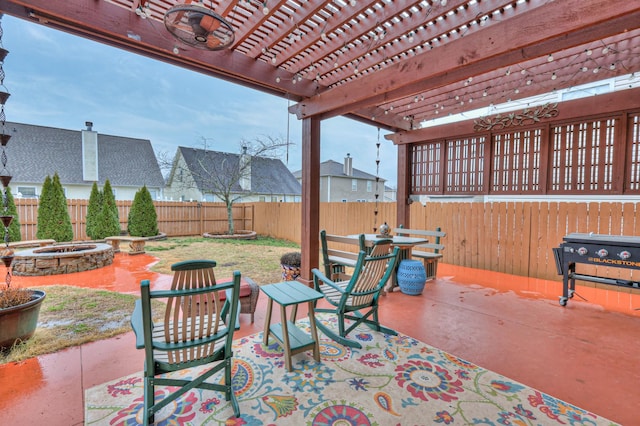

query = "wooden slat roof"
[0,0,637,135]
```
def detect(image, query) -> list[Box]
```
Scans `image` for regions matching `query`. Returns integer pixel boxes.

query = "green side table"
[261,281,324,371]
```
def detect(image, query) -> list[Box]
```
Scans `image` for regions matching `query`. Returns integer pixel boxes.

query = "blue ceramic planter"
[397,260,427,295]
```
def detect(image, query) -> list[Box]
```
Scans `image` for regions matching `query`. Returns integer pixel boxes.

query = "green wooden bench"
[320,230,366,281]
[393,226,446,280]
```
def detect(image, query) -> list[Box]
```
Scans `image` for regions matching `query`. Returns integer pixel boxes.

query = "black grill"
[553,233,640,306]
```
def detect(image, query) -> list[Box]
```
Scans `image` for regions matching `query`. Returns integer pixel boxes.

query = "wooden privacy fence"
[252,201,640,282]
[13,198,640,281]
[14,199,254,241]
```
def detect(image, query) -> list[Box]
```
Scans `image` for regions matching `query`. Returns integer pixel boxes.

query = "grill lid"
[563,233,640,248]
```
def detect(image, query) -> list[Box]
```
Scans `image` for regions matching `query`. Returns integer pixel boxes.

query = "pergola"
[1,0,639,281]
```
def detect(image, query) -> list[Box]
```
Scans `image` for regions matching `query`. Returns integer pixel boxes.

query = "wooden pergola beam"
[290,0,640,121]
[0,0,316,99]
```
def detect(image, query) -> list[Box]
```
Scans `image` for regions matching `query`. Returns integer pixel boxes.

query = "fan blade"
[200,14,221,32]
[206,34,223,49]
[188,13,208,38]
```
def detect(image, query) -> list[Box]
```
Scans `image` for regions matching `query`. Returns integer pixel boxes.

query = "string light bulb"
[262,2,269,14]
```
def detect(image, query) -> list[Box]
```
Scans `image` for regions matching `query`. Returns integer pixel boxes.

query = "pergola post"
[396,142,411,228]
[299,116,321,285]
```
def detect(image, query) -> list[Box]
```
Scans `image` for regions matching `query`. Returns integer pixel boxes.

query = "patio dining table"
[350,234,428,293]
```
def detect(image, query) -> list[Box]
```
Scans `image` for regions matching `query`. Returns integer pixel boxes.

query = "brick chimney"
[81,121,98,181]
[343,153,353,176]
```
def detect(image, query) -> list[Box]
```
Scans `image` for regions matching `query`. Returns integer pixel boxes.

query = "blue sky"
[1,15,398,186]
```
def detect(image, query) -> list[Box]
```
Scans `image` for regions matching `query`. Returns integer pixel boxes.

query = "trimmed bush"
[3,186,21,242]
[85,182,102,239]
[94,180,121,238]
[35,175,52,240]
[128,185,158,237]
[36,173,73,242]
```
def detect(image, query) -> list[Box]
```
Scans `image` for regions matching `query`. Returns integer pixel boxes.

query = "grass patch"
[0,285,163,365]
[1,236,302,364]
[146,236,300,284]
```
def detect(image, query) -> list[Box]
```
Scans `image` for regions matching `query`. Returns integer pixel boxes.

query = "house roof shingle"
[4,122,165,187]
[178,147,301,195]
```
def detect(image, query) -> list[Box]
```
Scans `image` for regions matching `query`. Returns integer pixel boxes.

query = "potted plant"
[280,251,301,281]
[0,280,46,351]
[0,244,46,352]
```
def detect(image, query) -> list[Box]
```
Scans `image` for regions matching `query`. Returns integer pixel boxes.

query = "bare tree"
[159,135,293,235]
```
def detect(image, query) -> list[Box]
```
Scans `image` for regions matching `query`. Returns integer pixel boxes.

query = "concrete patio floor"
[0,253,638,425]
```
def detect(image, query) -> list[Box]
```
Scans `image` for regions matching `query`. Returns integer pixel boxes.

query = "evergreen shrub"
[128,185,158,237]
[36,173,73,242]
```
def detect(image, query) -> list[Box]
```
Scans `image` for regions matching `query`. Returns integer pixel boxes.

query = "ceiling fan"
[164,3,234,51]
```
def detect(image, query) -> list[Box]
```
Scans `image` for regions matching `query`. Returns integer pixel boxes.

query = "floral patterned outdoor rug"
[85,314,617,425]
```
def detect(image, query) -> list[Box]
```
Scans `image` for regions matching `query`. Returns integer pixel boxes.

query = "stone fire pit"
[12,243,114,276]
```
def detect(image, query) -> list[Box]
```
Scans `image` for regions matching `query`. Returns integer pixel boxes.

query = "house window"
[148,189,158,200]
[203,193,215,202]
[17,186,36,198]
[259,196,266,202]
[367,181,372,192]
[352,179,357,191]
[342,199,347,202]
[271,196,278,202]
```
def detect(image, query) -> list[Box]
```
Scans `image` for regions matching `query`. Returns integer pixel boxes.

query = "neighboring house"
[384,185,397,202]
[5,121,164,200]
[164,146,301,202]
[293,154,387,202]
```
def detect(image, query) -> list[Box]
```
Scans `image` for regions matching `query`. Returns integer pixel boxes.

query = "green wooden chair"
[131,260,241,425]
[312,239,400,348]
